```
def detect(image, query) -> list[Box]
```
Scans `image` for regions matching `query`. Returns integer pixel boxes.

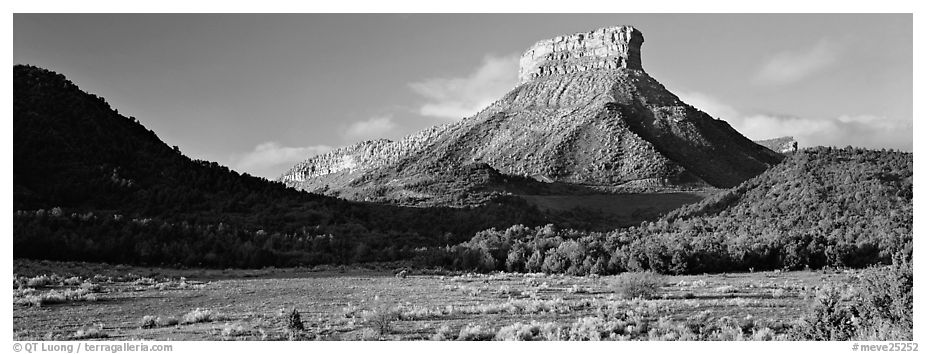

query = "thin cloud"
[676,91,911,151]
[230,142,332,179]
[409,54,519,120]
[753,39,841,86]
[344,115,397,141]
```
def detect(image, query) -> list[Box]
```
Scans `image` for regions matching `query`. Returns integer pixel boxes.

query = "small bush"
[495,322,543,341]
[431,324,456,341]
[221,322,249,338]
[72,324,107,339]
[26,275,56,288]
[614,272,663,299]
[362,296,398,336]
[751,327,776,341]
[568,317,610,340]
[286,309,304,332]
[181,308,218,324]
[357,327,381,341]
[457,324,494,341]
[157,316,179,327]
[140,316,158,329]
[80,282,102,293]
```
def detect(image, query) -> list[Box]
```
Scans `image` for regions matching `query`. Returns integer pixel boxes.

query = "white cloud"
[676,91,911,151]
[675,91,740,121]
[753,39,841,86]
[230,142,332,179]
[344,115,397,141]
[409,54,519,120]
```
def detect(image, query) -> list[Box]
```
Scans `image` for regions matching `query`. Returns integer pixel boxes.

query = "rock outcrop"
[519,26,643,84]
[755,136,799,153]
[280,26,783,206]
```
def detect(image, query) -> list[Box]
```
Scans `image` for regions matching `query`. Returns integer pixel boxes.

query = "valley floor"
[12,260,858,341]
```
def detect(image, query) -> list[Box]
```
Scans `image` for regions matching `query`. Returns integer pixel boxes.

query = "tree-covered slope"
[441,147,912,274]
[12,64,548,267]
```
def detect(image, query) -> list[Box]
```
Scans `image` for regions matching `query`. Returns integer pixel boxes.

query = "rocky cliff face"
[280,26,783,206]
[519,26,643,84]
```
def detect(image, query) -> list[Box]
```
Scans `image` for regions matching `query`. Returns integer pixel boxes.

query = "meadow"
[12,259,882,341]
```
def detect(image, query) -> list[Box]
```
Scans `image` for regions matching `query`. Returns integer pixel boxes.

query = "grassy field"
[12,259,864,341]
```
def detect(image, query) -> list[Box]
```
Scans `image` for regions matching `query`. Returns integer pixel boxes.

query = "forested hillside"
[438,147,912,274]
[13,65,548,267]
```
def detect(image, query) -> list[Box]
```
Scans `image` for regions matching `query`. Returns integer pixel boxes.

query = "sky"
[14,14,913,178]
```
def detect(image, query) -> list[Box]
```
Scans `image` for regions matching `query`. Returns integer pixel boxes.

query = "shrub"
[792,254,912,341]
[568,317,611,340]
[63,276,82,286]
[791,286,856,340]
[221,322,249,338]
[26,275,56,288]
[495,322,542,341]
[614,272,663,299]
[431,324,455,341]
[457,324,494,341]
[72,324,107,339]
[156,316,179,327]
[851,255,913,340]
[357,327,381,341]
[80,282,102,293]
[286,309,304,332]
[181,308,217,324]
[362,296,398,336]
[140,316,158,329]
[751,327,776,341]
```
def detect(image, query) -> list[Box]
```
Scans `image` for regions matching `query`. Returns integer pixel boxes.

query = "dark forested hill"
[12,64,548,267]
[441,147,912,274]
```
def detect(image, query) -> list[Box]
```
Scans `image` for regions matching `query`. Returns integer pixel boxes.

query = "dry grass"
[14,261,889,341]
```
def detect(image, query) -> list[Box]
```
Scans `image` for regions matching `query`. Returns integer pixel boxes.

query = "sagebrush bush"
[140,316,158,329]
[457,324,494,341]
[156,316,179,327]
[431,324,455,341]
[614,272,663,299]
[362,296,398,336]
[181,308,217,324]
[72,324,107,339]
[495,322,542,341]
[221,322,248,338]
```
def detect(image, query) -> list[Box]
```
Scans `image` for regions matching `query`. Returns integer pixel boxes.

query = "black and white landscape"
[12,14,913,342]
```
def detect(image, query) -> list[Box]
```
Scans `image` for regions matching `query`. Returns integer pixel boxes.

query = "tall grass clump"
[614,272,664,299]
